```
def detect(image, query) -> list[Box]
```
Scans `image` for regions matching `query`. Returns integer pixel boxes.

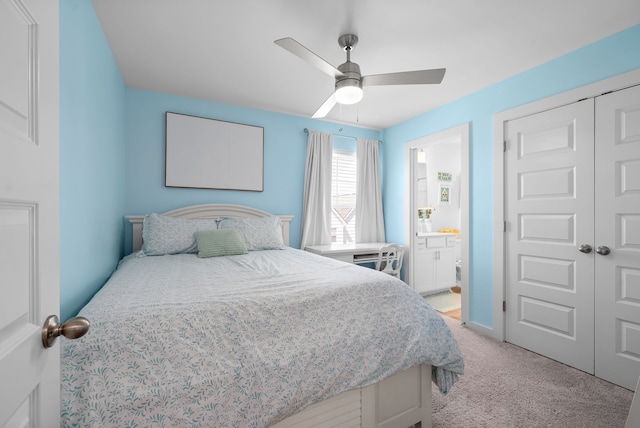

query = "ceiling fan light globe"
[335,84,363,105]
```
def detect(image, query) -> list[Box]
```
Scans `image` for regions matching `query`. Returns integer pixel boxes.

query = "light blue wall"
[124,89,381,252]
[382,24,640,329]
[59,4,640,328]
[60,0,126,320]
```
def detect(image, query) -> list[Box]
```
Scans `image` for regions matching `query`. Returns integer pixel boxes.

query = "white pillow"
[141,213,219,255]
[217,216,284,250]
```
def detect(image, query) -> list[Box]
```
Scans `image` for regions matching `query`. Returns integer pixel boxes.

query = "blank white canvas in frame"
[165,112,264,191]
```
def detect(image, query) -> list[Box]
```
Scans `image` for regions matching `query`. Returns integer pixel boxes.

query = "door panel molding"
[518,296,575,337]
[0,0,39,144]
[519,255,575,290]
[519,214,575,244]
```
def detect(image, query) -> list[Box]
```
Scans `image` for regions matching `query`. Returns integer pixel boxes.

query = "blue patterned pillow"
[218,216,284,250]
[141,214,219,255]
[195,228,248,258]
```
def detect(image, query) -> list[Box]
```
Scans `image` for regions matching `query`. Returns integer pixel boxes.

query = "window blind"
[331,150,357,243]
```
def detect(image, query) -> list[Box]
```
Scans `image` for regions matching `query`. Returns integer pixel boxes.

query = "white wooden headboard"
[126,204,294,253]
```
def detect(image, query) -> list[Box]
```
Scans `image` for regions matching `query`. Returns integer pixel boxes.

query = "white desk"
[304,242,395,265]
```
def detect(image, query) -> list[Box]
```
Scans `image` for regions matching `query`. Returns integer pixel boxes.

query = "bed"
[61,204,463,427]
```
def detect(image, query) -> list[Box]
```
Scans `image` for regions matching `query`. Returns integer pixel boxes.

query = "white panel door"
[0,0,60,426]
[594,85,640,390]
[505,100,595,373]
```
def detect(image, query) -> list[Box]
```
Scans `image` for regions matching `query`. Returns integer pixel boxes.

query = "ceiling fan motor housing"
[335,61,363,104]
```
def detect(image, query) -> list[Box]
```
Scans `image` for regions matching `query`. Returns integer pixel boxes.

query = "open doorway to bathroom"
[404,124,469,323]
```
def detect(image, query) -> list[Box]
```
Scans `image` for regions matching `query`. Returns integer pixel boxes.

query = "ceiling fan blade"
[362,68,446,86]
[312,93,337,118]
[274,37,345,79]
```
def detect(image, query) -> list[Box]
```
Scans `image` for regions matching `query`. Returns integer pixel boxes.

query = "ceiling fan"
[274,34,446,118]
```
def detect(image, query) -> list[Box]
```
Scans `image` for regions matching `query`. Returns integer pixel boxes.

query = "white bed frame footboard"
[272,364,432,428]
[125,204,433,428]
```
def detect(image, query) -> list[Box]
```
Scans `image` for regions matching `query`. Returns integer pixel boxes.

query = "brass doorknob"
[41,315,90,348]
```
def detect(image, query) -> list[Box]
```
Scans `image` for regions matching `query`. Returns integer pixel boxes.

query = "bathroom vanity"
[413,232,457,295]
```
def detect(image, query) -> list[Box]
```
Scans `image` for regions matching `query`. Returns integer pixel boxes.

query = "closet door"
[594,85,640,390]
[505,100,595,373]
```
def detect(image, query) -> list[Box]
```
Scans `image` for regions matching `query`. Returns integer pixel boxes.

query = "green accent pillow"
[195,228,248,258]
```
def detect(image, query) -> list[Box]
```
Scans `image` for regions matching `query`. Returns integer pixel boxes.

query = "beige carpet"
[434,316,634,428]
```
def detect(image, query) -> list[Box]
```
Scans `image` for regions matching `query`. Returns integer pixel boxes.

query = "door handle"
[578,244,593,253]
[596,246,611,256]
[42,315,90,348]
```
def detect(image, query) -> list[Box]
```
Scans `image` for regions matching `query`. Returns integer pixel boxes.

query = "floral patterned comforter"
[61,248,463,427]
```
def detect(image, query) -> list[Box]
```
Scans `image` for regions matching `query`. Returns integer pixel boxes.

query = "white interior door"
[594,85,640,390]
[0,0,60,426]
[505,100,595,373]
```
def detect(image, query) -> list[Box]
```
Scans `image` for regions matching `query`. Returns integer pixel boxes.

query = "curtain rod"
[304,128,381,143]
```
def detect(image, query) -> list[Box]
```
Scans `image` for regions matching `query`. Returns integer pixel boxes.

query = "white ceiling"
[91,0,640,130]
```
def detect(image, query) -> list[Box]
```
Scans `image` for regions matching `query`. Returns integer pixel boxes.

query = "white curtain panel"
[299,130,333,249]
[356,138,386,243]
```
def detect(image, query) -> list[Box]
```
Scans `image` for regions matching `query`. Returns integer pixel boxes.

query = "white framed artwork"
[439,183,451,205]
[165,112,264,191]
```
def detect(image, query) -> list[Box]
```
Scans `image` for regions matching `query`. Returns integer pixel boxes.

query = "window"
[331,150,357,243]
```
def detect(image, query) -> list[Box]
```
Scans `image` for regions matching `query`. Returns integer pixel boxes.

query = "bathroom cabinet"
[413,233,456,294]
